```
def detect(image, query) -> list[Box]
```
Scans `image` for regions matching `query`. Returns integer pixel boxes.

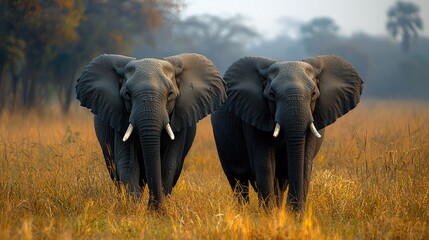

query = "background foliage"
[0,0,428,114]
[0,0,179,112]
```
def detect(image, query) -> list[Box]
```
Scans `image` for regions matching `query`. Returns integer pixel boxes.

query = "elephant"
[211,55,363,212]
[76,53,226,209]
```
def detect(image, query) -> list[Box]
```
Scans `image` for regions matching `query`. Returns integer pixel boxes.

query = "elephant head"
[223,55,363,210]
[76,53,226,207]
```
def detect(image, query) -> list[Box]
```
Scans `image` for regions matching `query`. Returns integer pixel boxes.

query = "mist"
[1,1,428,113]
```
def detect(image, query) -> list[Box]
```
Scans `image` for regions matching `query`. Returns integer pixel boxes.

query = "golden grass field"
[1,100,428,239]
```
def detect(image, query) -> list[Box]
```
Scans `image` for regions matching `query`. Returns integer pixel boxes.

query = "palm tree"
[386,1,423,53]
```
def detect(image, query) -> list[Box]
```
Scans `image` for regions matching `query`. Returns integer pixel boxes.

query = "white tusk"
[273,123,281,138]
[166,123,175,140]
[310,122,321,138]
[122,123,134,142]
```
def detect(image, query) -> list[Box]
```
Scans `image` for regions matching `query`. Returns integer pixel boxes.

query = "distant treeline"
[139,14,429,101]
[1,1,428,114]
[251,33,429,100]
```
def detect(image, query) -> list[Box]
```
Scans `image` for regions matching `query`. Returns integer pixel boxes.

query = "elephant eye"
[167,91,175,101]
[121,87,131,100]
[125,91,131,100]
[311,90,318,100]
[268,90,275,100]
[122,91,132,113]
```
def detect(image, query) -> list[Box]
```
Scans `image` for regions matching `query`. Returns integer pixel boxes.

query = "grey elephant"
[211,55,363,212]
[76,53,226,209]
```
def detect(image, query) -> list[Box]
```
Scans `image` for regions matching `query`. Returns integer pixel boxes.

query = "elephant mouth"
[122,122,175,142]
[272,122,321,139]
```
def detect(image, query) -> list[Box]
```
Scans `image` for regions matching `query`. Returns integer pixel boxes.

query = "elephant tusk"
[122,123,134,142]
[166,123,175,140]
[273,123,281,138]
[310,122,321,138]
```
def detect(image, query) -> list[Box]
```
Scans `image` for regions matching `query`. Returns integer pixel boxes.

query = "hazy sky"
[182,0,429,39]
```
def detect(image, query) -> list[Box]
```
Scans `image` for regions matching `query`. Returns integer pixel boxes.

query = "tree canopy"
[0,0,180,112]
[386,1,423,53]
[300,17,339,38]
[136,14,259,74]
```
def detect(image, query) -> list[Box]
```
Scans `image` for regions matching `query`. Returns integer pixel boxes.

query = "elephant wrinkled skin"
[211,55,363,212]
[76,53,226,209]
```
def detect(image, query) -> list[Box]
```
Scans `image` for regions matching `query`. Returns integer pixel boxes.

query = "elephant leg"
[242,123,276,208]
[220,170,250,204]
[94,116,118,183]
[134,139,146,191]
[212,110,251,204]
[172,125,196,188]
[274,178,288,207]
[161,125,196,195]
[114,131,141,198]
[303,129,325,203]
[274,148,289,206]
[233,178,250,204]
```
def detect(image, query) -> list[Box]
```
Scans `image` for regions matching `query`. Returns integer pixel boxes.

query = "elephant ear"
[303,55,363,130]
[165,53,226,131]
[223,56,277,131]
[76,54,135,132]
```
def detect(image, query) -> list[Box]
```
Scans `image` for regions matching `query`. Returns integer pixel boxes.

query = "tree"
[0,0,180,113]
[300,17,340,55]
[178,15,259,73]
[0,36,26,111]
[386,1,423,53]
[0,0,85,111]
[137,14,259,74]
[300,17,339,38]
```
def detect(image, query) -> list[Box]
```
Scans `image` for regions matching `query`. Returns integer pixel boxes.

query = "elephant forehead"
[270,61,315,81]
[127,59,174,79]
[271,61,312,74]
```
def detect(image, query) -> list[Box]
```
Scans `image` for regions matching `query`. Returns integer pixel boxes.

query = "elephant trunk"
[139,127,163,209]
[285,134,306,211]
[133,94,166,209]
[278,96,312,212]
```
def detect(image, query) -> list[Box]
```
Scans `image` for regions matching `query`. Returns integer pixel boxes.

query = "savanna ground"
[1,100,428,239]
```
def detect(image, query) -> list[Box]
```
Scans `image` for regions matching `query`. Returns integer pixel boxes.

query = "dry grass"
[1,100,428,239]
